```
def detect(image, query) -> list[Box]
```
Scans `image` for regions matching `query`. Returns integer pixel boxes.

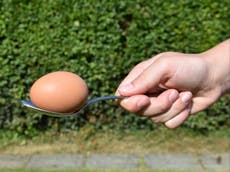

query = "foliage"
[0,0,229,135]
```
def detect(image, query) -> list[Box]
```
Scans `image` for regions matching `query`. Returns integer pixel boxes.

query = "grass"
[0,169,229,172]
[0,126,229,155]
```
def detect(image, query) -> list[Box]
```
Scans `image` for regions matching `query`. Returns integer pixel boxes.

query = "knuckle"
[158,101,170,113]
[131,63,145,73]
[137,60,148,68]
[173,104,184,113]
[158,52,182,58]
[173,99,189,112]
[132,72,150,90]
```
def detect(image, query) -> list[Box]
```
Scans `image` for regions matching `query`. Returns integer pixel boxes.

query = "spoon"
[21,96,126,117]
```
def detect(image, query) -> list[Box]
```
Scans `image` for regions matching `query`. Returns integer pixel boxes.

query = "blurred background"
[0,0,229,165]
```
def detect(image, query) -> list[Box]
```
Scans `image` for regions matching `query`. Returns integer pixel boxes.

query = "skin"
[116,39,230,129]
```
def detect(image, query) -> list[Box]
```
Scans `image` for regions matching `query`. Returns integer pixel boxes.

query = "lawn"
[0,126,229,155]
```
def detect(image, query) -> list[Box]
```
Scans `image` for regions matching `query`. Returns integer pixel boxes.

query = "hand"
[116,39,230,128]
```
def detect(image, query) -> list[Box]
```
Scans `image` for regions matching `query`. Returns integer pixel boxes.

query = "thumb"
[118,61,168,96]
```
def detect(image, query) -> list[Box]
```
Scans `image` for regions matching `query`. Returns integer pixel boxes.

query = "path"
[0,153,229,170]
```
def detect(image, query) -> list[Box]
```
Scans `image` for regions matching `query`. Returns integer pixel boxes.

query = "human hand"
[116,39,230,128]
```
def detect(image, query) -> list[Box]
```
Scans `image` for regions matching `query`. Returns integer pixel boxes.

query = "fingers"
[115,58,155,96]
[116,52,182,96]
[118,89,179,114]
[138,89,179,116]
[164,105,191,129]
[118,59,170,96]
[118,95,151,113]
[149,91,192,128]
[117,53,171,88]
[118,89,193,129]
[150,92,192,122]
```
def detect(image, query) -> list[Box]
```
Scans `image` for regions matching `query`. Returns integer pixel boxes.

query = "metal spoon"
[21,96,125,117]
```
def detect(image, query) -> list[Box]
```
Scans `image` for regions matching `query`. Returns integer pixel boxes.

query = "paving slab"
[0,153,229,170]
[199,153,230,170]
[144,153,202,170]
[0,155,30,168]
[26,154,84,169]
[85,154,139,169]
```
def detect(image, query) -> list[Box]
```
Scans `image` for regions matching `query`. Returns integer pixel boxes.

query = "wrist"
[201,39,230,96]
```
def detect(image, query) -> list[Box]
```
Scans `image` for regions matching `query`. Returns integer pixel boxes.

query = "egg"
[30,71,88,113]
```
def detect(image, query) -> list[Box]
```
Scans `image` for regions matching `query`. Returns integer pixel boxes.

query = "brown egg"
[30,71,88,113]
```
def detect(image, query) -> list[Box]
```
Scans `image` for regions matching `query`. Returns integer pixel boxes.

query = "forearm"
[201,39,230,95]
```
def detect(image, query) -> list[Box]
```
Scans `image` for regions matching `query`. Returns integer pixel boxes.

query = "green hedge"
[0,0,229,135]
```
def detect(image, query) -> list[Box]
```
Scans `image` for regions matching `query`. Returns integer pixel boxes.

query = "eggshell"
[30,71,88,113]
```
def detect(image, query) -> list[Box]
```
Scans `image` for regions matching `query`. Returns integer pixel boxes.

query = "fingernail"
[181,92,192,103]
[118,83,134,93]
[169,90,178,103]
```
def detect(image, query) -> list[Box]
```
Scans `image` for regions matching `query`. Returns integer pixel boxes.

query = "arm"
[201,39,230,95]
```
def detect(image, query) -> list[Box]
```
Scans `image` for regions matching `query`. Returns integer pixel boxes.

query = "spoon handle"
[85,96,126,106]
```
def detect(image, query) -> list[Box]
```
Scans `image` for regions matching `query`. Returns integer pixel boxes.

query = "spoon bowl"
[21,96,125,117]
